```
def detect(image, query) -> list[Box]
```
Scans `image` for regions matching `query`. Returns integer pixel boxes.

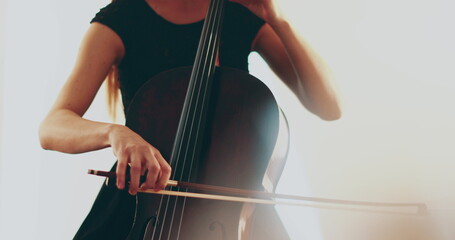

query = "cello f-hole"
[209,221,227,240]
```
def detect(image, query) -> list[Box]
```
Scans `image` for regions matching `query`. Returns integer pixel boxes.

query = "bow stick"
[88,169,426,216]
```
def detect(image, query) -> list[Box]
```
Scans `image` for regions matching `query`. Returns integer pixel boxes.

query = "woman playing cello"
[39,0,341,238]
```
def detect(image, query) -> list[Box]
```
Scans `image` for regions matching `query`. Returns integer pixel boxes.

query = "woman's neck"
[146,0,210,25]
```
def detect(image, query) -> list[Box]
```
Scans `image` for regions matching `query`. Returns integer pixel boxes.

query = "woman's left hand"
[230,0,284,24]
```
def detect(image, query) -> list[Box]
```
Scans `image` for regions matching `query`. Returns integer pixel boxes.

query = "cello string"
[166,0,223,236]
[176,1,225,238]
[153,5,213,238]
[175,2,225,238]
[173,0,224,238]
[157,0,221,238]
[171,0,225,238]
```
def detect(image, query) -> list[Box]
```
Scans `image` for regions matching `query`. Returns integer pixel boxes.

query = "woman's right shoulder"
[92,0,130,22]
[90,0,141,42]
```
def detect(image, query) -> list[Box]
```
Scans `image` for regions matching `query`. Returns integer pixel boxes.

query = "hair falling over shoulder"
[105,65,121,122]
[105,0,120,122]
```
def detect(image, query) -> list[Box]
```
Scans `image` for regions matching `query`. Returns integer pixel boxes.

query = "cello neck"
[191,0,226,77]
[169,0,227,181]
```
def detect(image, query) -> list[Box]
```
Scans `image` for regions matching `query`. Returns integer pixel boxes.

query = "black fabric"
[74,1,290,239]
[74,164,136,240]
[89,0,265,113]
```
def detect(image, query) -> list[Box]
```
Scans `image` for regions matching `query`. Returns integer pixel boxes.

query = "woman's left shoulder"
[225,2,265,34]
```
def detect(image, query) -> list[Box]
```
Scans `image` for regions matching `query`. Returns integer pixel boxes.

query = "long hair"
[105,65,120,122]
[105,0,121,122]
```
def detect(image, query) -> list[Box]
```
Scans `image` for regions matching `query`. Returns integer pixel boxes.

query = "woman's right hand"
[108,124,172,195]
[38,23,172,195]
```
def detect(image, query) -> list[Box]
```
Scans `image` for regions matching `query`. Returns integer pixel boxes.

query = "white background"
[1,0,454,239]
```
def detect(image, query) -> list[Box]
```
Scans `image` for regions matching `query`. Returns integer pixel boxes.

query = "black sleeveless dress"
[74,0,290,239]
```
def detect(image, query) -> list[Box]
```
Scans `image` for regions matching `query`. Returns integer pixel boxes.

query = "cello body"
[125,66,289,239]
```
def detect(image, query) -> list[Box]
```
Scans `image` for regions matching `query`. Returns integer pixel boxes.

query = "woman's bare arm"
[39,23,171,195]
[232,0,341,120]
[253,22,341,121]
[39,23,124,153]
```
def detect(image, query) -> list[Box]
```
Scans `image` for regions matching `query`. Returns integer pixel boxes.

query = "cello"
[87,0,427,238]
[122,0,289,239]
